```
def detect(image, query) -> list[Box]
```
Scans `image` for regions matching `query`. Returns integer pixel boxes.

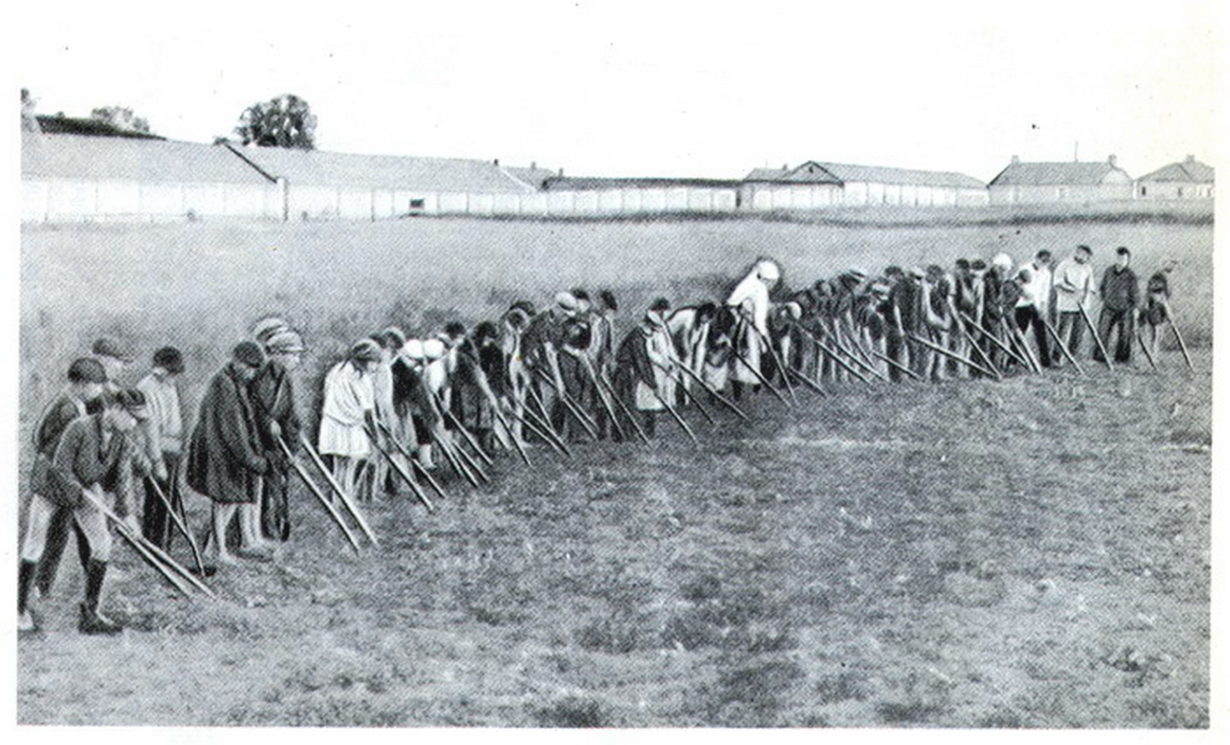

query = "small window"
[408,198,426,210]
[1177,187,1184,198]
[1140,186,1147,196]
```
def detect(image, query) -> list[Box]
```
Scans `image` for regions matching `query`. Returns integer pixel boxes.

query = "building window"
[1139,186,1147,197]
[1177,187,1184,198]
[409,198,426,210]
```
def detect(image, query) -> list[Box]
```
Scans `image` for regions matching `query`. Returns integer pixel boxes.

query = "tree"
[234,94,317,149]
[90,105,152,134]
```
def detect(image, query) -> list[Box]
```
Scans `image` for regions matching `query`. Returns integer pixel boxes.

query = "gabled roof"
[22,133,270,184]
[744,162,843,185]
[988,161,1129,187]
[811,161,985,189]
[1138,159,1214,183]
[543,176,743,191]
[232,146,536,193]
[35,115,164,140]
[745,161,984,188]
[504,166,558,190]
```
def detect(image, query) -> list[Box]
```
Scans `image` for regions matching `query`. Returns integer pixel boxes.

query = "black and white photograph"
[6,0,1222,736]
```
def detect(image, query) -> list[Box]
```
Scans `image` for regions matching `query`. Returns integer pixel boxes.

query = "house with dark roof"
[742,160,987,209]
[987,155,1133,204]
[1135,155,1214,200]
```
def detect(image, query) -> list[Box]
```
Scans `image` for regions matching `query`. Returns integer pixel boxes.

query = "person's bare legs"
[205,503,239,566]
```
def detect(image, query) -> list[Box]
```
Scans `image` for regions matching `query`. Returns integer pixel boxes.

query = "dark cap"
[1115,246,1131,256]
[232,341,267,369]
[152,346,185,374]
[649,297,671,313]
[598,290,618,312]
[67,357,107,384]
[91,337,134,363]
[444,321,467,339]
[474,321,499,341]
[1076,244,1093,254]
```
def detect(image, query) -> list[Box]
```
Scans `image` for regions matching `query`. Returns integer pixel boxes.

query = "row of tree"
[21,88,317,149]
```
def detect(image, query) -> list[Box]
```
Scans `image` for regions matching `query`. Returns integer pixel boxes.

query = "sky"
[12,0,1219,182]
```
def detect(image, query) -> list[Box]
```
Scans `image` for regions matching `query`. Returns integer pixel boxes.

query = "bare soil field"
[17,215,1211,727]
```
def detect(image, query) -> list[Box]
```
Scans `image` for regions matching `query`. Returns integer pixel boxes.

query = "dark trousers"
[1096,307,1135,363]
[34,509,92,595]
[1053,311,1086,363]
[885,328,906,382]
[141,452,182,549]
[1015,305,1052,368]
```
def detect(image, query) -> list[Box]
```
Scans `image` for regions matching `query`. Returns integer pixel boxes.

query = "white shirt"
[1052,258,1094,313]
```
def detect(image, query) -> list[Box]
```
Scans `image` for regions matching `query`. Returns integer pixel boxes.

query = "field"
[17,212,1212,727]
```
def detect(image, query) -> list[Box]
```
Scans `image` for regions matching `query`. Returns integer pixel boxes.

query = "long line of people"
[17,248,1178,634]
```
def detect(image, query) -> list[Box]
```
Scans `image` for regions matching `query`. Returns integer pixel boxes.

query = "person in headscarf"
[248,323,305,540]
[725,258,781,399]
[318,339,382,502]
[187,342,272,567]
[614,298,677,438]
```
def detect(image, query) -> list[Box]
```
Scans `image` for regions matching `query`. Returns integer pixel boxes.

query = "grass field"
[17,213,1212,727]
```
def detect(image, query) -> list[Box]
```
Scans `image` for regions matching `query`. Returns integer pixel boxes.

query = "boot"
[18,560,38,632]
[78,560,122,635]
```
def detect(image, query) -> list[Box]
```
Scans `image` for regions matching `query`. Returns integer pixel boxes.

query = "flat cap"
[152,346,185,374]
[67,357,107,384]
[402,339,425,361]
[554,291,580,312]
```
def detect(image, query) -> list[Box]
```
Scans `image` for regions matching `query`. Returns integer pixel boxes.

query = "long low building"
[742,161,988,209]
[21,130,553,222]
[987,156,1134,204]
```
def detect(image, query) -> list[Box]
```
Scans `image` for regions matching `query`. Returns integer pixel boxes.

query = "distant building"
[22,132,278,222]
[1135,155,1214,200]
[539,176,741,213]
[742,160,987,210]
[987,155,1133,204]
[22,131,551,222]
[230,146,540,219]
[741,162,844,210]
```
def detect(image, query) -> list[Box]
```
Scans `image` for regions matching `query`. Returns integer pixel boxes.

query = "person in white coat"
[725,258,781,399]
[318,339,382,503]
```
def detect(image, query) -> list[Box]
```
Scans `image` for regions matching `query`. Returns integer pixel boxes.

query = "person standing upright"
[1051,245,1096,364]
[1096,247,1140,364]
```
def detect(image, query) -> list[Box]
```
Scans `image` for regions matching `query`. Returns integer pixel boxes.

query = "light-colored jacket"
[1052,258,1094,313]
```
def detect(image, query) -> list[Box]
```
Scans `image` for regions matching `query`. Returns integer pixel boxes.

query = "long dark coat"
[186,363,267,503]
